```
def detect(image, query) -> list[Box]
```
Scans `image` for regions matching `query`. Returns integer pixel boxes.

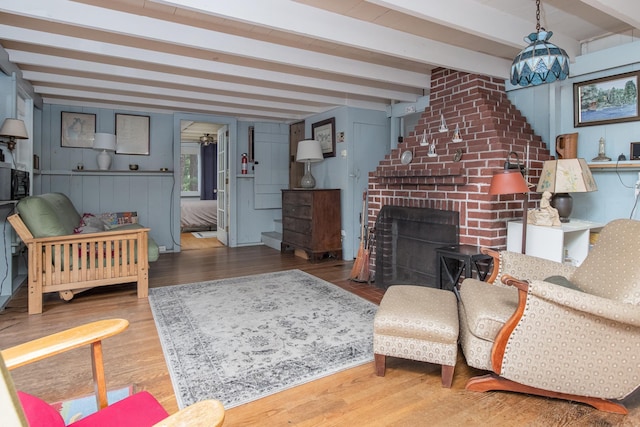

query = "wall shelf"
[40,170,174,176]
[588,161,640,171]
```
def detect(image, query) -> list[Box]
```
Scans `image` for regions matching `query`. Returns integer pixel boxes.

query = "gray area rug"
[149,269,378,409]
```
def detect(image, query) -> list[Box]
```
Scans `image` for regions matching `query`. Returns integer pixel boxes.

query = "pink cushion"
[70,391,169,427]
[18,391,66,427]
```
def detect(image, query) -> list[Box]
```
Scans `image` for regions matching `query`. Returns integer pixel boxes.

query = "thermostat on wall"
[630,142,640,160]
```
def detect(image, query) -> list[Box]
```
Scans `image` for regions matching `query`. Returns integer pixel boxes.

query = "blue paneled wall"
[507,45,640,224]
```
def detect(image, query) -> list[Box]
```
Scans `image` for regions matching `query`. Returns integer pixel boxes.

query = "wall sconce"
[93,133,117,170]
[296,140,323,188]
[0,118,29,151]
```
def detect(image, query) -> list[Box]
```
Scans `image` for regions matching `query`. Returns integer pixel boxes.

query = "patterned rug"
[149,270,377,409]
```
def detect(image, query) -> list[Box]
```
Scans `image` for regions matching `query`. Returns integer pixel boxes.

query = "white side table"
[506,219,604,266]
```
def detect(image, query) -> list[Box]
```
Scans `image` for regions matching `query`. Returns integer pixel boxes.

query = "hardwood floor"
[180,232,225,250]
[1,245,638,426]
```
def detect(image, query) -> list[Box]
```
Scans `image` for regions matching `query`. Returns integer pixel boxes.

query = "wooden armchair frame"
[8,213,150,314]
[1,319,225,427]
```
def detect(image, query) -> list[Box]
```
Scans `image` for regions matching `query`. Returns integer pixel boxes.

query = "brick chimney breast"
[369,68,553,249]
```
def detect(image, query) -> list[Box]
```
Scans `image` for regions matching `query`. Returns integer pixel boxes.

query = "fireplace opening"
[374,206,459,290]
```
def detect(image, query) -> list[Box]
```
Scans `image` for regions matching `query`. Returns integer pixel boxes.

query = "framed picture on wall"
[312,117,336,158]
[116,113,150,155]
[61,112,96,148]
[574,71,640,127]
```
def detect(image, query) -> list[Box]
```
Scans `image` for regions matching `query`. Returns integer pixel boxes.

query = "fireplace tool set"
[350,192,375,283]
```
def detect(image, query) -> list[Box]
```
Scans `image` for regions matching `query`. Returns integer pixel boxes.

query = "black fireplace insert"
[374,206,459,289]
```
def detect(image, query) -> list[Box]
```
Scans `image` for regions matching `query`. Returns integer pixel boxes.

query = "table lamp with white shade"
[93,133,117,170]
[296,139,323,188]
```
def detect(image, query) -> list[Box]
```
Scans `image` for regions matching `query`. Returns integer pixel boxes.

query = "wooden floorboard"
[0,245,638,426]
[180,232,225,250]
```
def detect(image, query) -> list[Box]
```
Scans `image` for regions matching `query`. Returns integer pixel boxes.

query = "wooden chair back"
[0,353,28,427]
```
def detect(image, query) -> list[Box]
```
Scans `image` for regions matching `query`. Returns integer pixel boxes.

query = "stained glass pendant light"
[510,0,570,87]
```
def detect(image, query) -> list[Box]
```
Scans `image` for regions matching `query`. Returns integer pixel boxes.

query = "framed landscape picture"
[61,112,96,148]
[574,71,640,127]
[312,117,336,158]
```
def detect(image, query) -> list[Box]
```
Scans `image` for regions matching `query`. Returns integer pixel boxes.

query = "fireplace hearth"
[374,205,459,290]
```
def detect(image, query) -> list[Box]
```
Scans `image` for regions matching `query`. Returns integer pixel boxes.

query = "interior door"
[351,123,389,259]
[216,125,229,245]
[289,121,305,189]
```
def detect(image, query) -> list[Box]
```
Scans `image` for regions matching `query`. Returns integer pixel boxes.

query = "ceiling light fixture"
[199,134,215,145]
[510,0,570,87]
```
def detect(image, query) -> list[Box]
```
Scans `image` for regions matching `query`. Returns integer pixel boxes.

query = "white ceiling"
[0,0,638,123]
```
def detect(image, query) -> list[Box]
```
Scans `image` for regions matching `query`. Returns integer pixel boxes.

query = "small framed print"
[61,112,96,148]
[116,113,150,155]
[630,142,640,160]
[312,117,336,158]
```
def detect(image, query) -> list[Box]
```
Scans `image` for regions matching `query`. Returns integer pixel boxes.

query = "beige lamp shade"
[0,119,29,139]
[296,140,323,162]
[0,118,28,152]
[537,158,597,193]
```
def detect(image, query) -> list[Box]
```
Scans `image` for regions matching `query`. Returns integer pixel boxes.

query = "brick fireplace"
[368,68,553,275]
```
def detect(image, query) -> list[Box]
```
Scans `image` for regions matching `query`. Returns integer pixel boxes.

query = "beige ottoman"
[373,285,459,387]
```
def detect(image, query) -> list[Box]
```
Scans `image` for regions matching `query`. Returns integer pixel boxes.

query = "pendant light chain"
[510,0,570,86]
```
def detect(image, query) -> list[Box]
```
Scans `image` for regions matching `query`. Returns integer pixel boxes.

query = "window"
[181,144,201,197]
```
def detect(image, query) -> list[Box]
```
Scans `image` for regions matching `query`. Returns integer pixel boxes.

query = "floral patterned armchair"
[457,219,640,414]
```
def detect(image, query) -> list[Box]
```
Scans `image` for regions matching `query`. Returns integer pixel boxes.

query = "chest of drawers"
[281,189,342,261]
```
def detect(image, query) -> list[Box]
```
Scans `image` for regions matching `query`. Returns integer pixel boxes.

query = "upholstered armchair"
[458,219,640,414]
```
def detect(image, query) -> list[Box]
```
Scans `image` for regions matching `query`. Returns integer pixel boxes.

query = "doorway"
[289,121,305,188]
[179,120,223,246]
